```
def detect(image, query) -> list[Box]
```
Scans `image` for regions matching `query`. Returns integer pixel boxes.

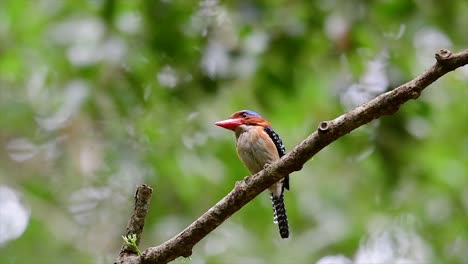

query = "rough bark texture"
[115,184,153,264]
[116,49,468,264]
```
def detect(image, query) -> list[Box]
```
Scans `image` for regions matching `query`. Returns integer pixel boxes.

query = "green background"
[0,0,467,263]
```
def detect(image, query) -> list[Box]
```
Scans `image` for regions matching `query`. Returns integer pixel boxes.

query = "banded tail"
[271,193,289,238]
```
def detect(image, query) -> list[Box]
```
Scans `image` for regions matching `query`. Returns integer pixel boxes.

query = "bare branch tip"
[135,184,152,198]
[435,49,452,62]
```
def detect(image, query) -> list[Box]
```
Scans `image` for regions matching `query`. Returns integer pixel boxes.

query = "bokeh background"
[1,0,468,263]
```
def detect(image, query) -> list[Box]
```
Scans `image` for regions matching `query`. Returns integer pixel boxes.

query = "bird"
[215,110,290,238]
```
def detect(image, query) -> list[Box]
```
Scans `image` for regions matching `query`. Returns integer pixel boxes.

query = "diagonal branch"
[118,49,468,264]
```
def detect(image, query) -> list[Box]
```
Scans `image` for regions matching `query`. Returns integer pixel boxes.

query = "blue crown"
[242,110,261,117]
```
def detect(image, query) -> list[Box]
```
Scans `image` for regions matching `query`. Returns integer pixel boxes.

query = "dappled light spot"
[69,186,113,225]
[157,66,179,88]
[316,255,352,264]
[201,41,230,78]
[354,223,431,263]
[34,80,88,131]
[116,12,141,35]
[6,138,39,162]
[405,117,431,139]
[340,53,389,110]
[0,186,30,246]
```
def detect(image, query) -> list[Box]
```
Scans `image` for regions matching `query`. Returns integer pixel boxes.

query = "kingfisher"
[215,110,290,238]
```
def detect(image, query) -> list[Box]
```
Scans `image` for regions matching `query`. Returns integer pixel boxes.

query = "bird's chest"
[236,129,277,174]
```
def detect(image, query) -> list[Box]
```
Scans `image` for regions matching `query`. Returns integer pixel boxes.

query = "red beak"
[214,118,243,131]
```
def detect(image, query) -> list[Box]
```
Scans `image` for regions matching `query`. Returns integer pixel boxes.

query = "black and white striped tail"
[271,193,289,238]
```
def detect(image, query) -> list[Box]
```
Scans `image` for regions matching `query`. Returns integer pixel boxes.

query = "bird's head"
[215,110,270,131]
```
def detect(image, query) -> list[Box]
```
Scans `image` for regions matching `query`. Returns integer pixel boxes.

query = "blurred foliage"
[0,0,467,264]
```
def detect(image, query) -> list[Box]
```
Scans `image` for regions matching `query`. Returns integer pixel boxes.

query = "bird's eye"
[241,113,248,118]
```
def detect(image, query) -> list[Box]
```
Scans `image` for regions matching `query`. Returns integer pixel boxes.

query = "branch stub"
[318,121,331,133]
[435,49,452,62]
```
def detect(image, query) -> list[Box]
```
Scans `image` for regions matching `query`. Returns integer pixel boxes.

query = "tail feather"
[271,193,289,239]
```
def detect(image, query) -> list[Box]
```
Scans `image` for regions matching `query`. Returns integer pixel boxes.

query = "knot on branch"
[235,176,250,188]
[181,250,193,258]
[410,90,420,99]
[435,49,452,63]
[318,121,331,133]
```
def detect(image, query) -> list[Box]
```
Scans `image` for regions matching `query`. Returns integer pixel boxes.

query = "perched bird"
[215,110,290,238]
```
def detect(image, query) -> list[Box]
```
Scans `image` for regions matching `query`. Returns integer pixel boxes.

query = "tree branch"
[115,184,152,264]
[118,49,468,264]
